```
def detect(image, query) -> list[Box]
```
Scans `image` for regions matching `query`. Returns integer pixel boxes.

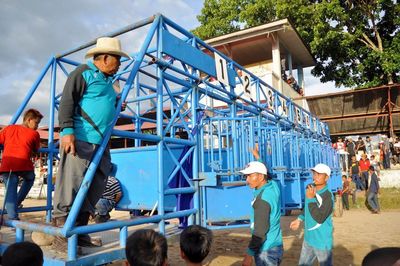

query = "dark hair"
[125,229,167,266]
[362,247,400,266]
[369,165,375,171]
[23,108,43,122]
[93,54,105,60]
[180,225,213,263]
[2,241,43,266]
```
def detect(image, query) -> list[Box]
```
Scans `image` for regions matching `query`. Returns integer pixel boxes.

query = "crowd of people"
[333,135,400,173]
[332,134,400,215]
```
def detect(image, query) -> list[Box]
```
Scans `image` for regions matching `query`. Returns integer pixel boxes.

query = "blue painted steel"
[68,234,78,261]
[2,13,341,265]
[111,146,182,211]
[204,184,252,222]
[46,59,57,223]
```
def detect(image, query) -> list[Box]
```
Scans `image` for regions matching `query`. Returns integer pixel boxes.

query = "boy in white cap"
[290,163,334,266]
[239,161,283,266]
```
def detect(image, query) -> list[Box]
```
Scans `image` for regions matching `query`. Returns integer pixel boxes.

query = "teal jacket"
[247,180,283,256]
[59,62,117,145]
[298,185,334,250]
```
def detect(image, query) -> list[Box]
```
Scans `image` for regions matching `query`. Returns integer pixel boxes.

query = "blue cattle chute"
[169,111,204,227]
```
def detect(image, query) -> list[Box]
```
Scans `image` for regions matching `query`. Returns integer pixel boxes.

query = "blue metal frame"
[1,13,341,265]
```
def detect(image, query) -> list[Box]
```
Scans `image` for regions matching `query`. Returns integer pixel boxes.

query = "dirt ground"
[108,208,400,266]
[165,209,400,266]
[4,199,400,266]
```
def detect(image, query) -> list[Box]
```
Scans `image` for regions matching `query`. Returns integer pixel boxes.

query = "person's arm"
[33,131,41,152]
[375,174,380,193]
[342,183,349,193]
[0,127,6,145]
[58,65,87,134]
[58,65,87,154]
[247,198,271,256]
[307,190,333,224]
[114,192,122,203]
[250,143,260,161]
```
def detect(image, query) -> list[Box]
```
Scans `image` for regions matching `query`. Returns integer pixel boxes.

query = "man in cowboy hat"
[239,161,283,266]
[52,37,130,251]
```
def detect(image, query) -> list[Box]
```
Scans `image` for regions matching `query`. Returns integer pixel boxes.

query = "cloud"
[0,0,341,125]
[0,0,203,124]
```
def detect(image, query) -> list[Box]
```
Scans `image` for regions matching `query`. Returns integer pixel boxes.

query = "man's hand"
[242,254,253,266]
[306,185,316,199]
[121,101,127,112]
[61,134,76,155]
[116,95,127,111]
[290,219,301,231]
[250,143,260,160]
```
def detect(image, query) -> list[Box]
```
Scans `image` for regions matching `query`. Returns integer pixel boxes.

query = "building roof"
[205,18,315,68]
[306,84,400,136]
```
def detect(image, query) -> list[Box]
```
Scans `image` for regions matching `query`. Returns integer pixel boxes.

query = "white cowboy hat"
[85,37,130,59]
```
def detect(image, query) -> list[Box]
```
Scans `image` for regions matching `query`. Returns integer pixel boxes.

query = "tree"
[193,0,400,88]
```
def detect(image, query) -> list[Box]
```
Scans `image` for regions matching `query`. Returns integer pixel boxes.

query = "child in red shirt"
[0,109,43,220]
[359,154,370,190]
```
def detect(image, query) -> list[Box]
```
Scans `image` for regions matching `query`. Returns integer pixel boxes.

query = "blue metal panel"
[204,184,252,222]
[161,30,236,87]
[111,145,185,211]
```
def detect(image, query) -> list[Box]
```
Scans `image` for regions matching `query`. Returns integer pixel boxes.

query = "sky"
[0,0,346,125]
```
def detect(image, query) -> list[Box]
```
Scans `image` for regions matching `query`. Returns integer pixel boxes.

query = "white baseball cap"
[239,161,267,175]
[311,163,331,177]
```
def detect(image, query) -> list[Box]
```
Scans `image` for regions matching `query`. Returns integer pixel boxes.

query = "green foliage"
[193,0,400,88]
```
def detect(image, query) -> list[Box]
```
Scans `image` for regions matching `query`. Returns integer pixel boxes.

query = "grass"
[351,188,400,210]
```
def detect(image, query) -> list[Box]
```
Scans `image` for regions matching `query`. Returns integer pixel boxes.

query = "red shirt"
[359,158,370,172]
[0,125,40,172]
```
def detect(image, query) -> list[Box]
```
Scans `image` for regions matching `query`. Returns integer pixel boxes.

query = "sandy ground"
[3,199,400,266]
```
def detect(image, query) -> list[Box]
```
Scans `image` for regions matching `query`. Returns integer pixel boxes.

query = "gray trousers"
[53,140,111,218]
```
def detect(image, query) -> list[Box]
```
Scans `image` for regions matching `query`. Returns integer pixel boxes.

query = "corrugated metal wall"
[306,84,400,136]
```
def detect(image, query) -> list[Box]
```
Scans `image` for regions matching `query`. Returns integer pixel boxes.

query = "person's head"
[348,137,353,142]
[125,229,168,266]
[22,108,43,130]
[338,137,342,142]
[370,154,375,160]
[347,176,352,182]
[368,165,375,173]
[358,136,362,141]
[2,241,43,266]
[239,161,268,189]
[311,163,330,187]
[180,225,213,265]
[366,136,370,141]
[85,37,130,76]
[351,156,357,162]
[342,175,347,181]
[362,247,400,266]
[361,153,368,160]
